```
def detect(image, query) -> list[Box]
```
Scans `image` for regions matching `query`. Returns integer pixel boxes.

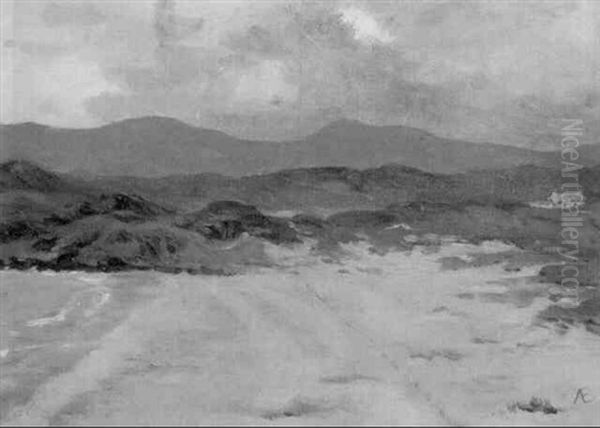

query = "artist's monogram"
[573,388,593,404]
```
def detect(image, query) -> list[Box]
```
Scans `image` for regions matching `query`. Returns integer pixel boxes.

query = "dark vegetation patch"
[0,220,42,243]
[176,200,299,244]
[319,373,379,384]
[31,236,57,252]
[508,397,559,415]
[456,293,476,300]
[538,258,599,288]
[261,397,332,420]
[440,256,471,270]
[477,281,549,308]
[439,251,554,271]
[479,291,536,308]
[409,349,464,362]
[471,337,499,344]
[0,160,64,192]
[328,210,398,229]
[538,297,600,335]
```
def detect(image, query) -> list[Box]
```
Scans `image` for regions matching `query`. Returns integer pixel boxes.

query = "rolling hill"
[1,160,598,284]
[86,163,600,214]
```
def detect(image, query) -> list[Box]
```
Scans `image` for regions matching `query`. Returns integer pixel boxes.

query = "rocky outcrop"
[178,200,299,244]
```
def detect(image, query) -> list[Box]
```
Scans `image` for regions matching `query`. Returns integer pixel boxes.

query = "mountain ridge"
[2,117,599,177]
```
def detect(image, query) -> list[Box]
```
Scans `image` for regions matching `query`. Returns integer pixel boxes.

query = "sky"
[1,0,598,148]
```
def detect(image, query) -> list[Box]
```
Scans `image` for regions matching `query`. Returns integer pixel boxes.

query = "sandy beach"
[2,241,598,425]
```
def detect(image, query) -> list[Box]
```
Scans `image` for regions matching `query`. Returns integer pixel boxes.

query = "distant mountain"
[1,117,599,177]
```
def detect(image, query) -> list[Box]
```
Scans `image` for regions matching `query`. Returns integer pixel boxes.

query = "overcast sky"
[1,0,598,147]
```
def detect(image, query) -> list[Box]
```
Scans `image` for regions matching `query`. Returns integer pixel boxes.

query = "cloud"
[1,0,598,147]
[233,60,298,109]
[340,6,395,44]
[3,53,122,127]
[154,0,204,48]
[41,2,106,27]
[225,25,288,57]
